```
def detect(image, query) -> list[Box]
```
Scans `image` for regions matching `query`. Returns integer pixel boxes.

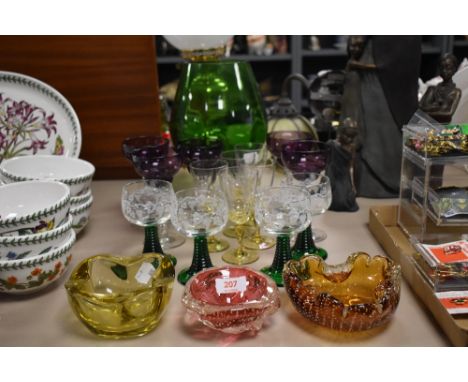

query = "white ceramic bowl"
[70,196,93,234]
[0,181,71,236]
[70,189,92,207]
[0,229,76,294]
[0,214,73,261]
[0,155,95,197]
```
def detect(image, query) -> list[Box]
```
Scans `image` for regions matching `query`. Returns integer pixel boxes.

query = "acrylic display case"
[398,112,468,245]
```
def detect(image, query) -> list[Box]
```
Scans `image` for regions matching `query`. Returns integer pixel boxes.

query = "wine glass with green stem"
[171,187,228,285]
[189,159,230,253]
[121,179,177,266]
[254,186,313,286]
[283,172,332,260]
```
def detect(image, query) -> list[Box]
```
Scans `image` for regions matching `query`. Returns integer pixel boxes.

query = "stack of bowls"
[0,155,95,234]
[0,180,76,294]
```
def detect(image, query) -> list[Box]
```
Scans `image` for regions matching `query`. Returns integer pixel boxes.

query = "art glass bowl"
[283,253,401,332]
[65,253,175,338]
[182,266,280,334]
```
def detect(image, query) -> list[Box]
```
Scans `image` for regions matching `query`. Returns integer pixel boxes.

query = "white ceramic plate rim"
[0,71,81,158]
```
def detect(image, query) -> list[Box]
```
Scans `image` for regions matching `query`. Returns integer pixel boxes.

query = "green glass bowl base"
[261,266,284,287]
[177,268,197,285]
[165,253,178,267]
[292,247,328,261]
[222,248,259,265]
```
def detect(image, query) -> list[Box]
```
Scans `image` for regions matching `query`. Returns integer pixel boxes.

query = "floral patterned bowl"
[65,253,175,338]
[70,189,92,207]
[70,195,93,234]
[283,253,401,332]
[182,266,280,334]
[0,214,73,260]
[0,155,95,197]
[0,229,76,294]
[0,180,71,236]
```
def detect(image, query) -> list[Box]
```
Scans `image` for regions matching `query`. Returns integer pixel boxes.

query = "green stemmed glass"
[171,187,228,285]
[254,186,313,286]
[121,179,177,266]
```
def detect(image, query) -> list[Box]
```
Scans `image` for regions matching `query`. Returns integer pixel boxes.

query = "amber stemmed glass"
[221,164,259,265]
[189,159,230,253]
[234,145,276,251]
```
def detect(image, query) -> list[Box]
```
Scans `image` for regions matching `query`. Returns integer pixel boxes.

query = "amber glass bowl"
[182,266,280,334]
[283,253,401,332]
[65,253,175,339]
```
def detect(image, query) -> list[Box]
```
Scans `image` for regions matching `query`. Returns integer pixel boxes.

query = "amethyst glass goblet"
[122,135,169,161]
[281,140,331,252]
[266,131,315,162]
[176,139,224,166]
[281,140,330,174]
[131,151,182,182]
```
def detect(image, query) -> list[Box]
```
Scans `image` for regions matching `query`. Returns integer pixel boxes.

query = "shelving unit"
[156,35,458,112]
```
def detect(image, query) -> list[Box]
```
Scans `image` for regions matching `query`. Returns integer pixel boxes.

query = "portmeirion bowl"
[0,214,73,260]
[0,180,71,236]
[70,189,92,207]
[283,253,401,332]
[0,155,95,197]
[0,230,76,294]
[182,266,280,334]
[65,253,175,338]
[70,195,93,234]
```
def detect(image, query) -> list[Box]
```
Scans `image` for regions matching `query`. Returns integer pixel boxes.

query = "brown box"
[369,205,468,347]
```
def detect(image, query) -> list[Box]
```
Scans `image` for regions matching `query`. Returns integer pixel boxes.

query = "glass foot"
[243,235,276,251]
[160,234,185,250]
[222,226,237,238]
[261,266,284,287]
[208,236,230,253]
[222,248,259,265]
[292,247,328,261]
[312,228,327,243]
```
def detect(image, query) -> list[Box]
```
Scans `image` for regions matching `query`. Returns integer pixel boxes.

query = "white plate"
[452,66,468,124]
[0,71,81,160]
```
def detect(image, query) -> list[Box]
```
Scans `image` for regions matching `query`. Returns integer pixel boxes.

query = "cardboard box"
[369,205,468,347]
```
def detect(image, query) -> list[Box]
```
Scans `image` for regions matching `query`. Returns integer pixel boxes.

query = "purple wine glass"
[131,151,182,182]
[281,140,330,174]
[122,135,169,161]
[266,131,315,161]
[176,139,224,166]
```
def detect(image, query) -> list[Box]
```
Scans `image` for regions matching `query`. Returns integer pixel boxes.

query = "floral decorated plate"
[0,71,81,161]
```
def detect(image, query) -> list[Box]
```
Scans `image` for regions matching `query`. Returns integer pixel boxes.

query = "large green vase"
[170,60,267,150]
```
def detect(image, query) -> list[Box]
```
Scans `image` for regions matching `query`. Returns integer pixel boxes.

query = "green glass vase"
[170,60,267,151]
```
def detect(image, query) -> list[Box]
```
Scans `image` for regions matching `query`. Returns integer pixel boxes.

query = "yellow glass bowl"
[283,252,401,332]
[65,253,174,338]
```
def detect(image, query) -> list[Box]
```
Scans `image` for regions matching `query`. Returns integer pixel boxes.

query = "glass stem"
[271,234,292,272]
[143,225,164,255]
[293,224,317,255]
[188,235,213,274]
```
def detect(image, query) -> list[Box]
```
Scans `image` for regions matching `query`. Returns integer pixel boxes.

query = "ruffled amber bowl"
[283,253,401,332]
[182,266,280,334]
[65,253,175,338]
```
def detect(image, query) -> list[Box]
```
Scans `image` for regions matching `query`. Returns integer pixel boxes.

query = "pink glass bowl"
[283,253,401,332]
[182,266,280,334]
